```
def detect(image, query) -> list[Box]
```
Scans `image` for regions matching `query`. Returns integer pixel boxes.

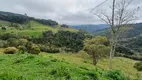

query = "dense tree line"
[30,30,86,53]
[0,30,87,53]
[55,31,85,52]
[31,18,58,26]
[0,11,28,24]
[0,11,58,26]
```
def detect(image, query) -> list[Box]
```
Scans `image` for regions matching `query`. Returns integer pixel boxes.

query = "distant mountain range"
[69,24,110,33]
[70,23,142,60]
[94,23,142,60]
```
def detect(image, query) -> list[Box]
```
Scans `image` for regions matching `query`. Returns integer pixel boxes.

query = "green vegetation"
[0,53,135,80]
[0,20,77,37]
[0,11,58,25]
[94,23,142,60]
[41,52,142,79]
[4,47,17,54]
[134,61,142,71]
[84,36,110,65]
[0,11,142,80]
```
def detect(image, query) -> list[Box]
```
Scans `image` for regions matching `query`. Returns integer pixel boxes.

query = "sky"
[0,0,142,25]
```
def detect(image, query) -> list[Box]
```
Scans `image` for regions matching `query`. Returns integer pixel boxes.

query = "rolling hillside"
[94,23,142,60]
[0,11,77,37]
[0,11,142,80]
[0,20,77,37]
[70,24,109,33]
[0,48,141,79]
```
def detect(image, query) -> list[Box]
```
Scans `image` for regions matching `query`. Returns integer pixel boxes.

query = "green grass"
[41,52,142,78]
[0,20,77,37]
[0,48,141,79]
[0,20,11,26]
[0,53,131,80]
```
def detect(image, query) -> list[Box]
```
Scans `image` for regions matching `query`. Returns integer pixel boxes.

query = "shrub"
[38,44,49,52]
[29,45,40,55]
[77,50,90,59]
[18,46,26,54]
[50,65,71,79]
[7,38,28,48]
[4,47,18,54]
[104,70,128,80]
[0,40,8,48]
[26,42,40,55]
[47,47,59,53]
[38,44,59,53]
[134,61,142,71]
[0,33,18,40]
[7,38,19,47]
[18,39,28,46]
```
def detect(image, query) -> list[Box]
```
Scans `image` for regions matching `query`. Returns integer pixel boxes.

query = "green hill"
[0,52,141,80]
[0,49,141,79]
[0,11,77,37]
[0,20,77,37]
[94,23,142,60]
[0,11,58,25]
[0,11,141,80]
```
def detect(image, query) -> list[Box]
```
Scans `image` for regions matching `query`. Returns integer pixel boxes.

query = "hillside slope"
[0,11,58,26]
[70,24,109,33]
[94,23,142,59]
[0,20,77,37]
[0,52,141,80]
[41,52,142,78]
[0,48,141,79]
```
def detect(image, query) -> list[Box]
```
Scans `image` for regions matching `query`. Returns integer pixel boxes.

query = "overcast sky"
[0,0,142,25]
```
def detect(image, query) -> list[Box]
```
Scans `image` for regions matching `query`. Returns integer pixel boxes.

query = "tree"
[42,31,55,50]
[91,0,139,69]
[55,31,85,52]
[84,36,110,65]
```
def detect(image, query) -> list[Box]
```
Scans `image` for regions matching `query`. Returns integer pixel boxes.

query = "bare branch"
[91,0,108,13]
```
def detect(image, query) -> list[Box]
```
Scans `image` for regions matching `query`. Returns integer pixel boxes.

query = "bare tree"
[91,0,139,69]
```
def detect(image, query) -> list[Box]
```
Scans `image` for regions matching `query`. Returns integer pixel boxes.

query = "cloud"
[0,0,142,25]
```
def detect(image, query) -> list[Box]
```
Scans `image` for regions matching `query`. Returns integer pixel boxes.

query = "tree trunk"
[109,0,116,69]
[93,57,97,65]
[92,53,97,65]
[109,44,113,69]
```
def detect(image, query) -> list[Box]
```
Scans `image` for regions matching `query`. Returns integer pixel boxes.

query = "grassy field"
[0,48,141,79]
[0,53,130,80]
[0,20,77,37]
[41,52,142,78]
[0,20,141,79]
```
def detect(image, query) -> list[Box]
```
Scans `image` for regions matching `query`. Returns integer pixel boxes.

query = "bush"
[7,38,28,48]
[50,65,71,79]
[134,61,142,71]
[26,42,40,55]
[30,45,40,55]
[18,39,28,46]
[18,46,26,54]
[38,44,59,53]
[7,38,19,47]
[104,70,128,80]
[77,50,90,59]
[38,44,49,52]
[0,40,8,48]
[0,33,18,40]
[4,47,18,54]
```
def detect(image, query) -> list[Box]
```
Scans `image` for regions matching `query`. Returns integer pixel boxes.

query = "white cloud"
[0,0,142,25]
